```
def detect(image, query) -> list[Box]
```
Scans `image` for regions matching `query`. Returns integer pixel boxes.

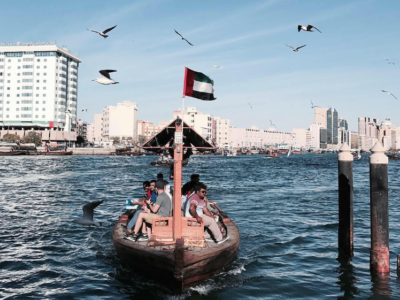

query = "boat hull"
[113,212,239,293]
[0,151,26,156]
[38,151,73,155]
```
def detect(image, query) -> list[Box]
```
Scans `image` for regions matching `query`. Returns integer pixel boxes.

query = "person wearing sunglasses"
[185,182,229,244]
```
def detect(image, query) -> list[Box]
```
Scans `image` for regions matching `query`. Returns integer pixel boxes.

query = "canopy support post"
[173,118,183,240]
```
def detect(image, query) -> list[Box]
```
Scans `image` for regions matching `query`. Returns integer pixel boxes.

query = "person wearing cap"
[128,180,171,241]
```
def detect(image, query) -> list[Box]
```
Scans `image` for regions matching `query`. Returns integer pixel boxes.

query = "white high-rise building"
[173,107,213,139]
[310,122,323,149]
[230,126,296,148]
[214,117,231,148]
[358,117,379,150]
[102,101,138,141]
[87,124,94,142]
[292,128,308,148]
[0,42,81,131]
[93,114,103,142]
[314,107,328,127]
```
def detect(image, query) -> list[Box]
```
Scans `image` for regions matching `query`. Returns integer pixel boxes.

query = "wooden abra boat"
[113,118,240,293]
[113,209,239,292]
[38,151,73,155]
[0,151,26,156]
[150,159,189,167]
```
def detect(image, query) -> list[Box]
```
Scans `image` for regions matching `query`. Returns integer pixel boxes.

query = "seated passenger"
[182,174,200,197]
[185,183,229,244]
[149,180,157,202]
[125,181,152,234]
[129,180,171,241]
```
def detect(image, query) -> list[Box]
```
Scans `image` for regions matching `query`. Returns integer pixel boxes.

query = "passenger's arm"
[150,204,160,213]
[189,203,203,224]
[203,205,214,218]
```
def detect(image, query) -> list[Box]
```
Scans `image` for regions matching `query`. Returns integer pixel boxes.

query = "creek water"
[1,154,400,299]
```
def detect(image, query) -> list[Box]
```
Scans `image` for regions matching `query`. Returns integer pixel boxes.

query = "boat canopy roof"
[142,119,216,153]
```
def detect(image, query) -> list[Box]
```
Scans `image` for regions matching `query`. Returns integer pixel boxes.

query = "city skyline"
[0,0,399,132]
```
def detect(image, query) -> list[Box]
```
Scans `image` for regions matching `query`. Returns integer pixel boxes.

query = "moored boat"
[113,118,240,293]
[0,151,26,156]
[38,151,73,155]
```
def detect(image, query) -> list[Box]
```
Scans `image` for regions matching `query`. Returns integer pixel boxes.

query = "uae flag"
[183,67,216,101]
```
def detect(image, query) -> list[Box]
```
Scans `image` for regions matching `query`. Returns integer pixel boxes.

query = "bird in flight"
[87,25,117,38]
[286,44,306,52]
[298,24,321,33]
[310,100,319,108]
[92,70,119,85]
[174,30,193,46]
[82,108,87,112]
[382,90,397,99]
[247,102,252,109]
[270,120,277,128]
[214,65,223,68]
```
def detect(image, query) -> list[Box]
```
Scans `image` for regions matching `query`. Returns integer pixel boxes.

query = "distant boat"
[276,143,289,154]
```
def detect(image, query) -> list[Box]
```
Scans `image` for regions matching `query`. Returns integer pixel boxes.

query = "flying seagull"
[214,65,223,69]
[270,120,277,128]
[174,29,193,46]
[298,24,321,33]
[247,102,253,109]
[286,44,306,52]
[73,200,104,226]
[87,25,117,38]
[310,100,319,108]
[92,70,119,85]
[382,90,398,99]
[82,108,87,112]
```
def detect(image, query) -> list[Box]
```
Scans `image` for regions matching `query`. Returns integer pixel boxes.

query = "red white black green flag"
[183,67,216,101]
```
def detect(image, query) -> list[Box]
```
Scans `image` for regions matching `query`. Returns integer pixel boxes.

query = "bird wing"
[296,44,307,50]
[184,38,193,46]
[309,25,321,33]
[247,102,252,109]
[99,70,116,80]
[298,25,302,32]
[391,93,398,99]
[382,90,388,93]
[384,58,390,61]
[103,25,117,34]
[89,30,101,34]
[174,29,184,38]
[82,200,103,221]
[285,44,294,49]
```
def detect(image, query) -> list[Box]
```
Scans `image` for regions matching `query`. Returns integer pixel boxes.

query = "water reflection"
[335,257,359,299]
[369,273,391,298]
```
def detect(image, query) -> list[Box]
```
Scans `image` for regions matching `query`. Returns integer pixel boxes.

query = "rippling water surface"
[2,154,400,299]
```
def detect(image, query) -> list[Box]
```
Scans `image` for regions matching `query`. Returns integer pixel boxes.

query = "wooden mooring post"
[338,143,354,259]
[369,142,389,274]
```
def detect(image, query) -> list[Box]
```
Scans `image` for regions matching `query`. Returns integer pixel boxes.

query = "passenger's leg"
[127,210,142,232]
[201,215,222,241]
[133,212,147,234]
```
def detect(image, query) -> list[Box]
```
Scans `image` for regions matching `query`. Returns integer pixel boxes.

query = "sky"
[2,0,400,132]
